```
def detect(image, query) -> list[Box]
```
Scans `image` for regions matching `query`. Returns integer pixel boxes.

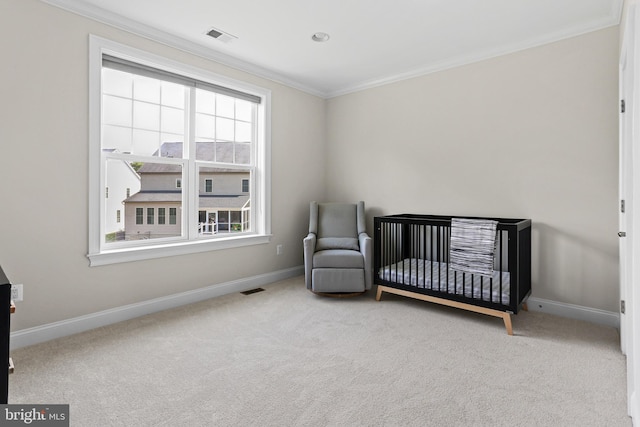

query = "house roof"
[200,195,250,209]
[125,192,249,209]
[137,142,250,173]
[125,192,182,203]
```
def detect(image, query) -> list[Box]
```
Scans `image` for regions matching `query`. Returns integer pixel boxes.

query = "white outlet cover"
[11,284,23,301]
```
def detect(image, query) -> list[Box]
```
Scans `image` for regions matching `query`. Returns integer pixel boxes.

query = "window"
[147,208,155,225]
[88,36,271,266]
[116,210,121,223]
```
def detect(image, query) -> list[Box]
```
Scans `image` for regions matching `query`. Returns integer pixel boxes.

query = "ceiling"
[44,0,622,98]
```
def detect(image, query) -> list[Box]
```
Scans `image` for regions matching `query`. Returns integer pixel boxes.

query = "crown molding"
[327,2,624,98]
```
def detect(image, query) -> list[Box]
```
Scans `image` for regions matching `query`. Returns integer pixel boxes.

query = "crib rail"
[374,214,531,314]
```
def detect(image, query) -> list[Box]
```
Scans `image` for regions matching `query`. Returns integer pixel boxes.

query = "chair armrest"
[359,233,373,290]
[303,233,316,290]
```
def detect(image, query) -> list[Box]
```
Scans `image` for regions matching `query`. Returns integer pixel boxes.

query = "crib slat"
[499,232,504,304]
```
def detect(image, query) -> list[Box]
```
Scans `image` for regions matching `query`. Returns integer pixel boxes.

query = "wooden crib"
[374,214,532,335]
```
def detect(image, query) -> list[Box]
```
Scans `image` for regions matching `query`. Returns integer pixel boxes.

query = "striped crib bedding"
[379,258,510,305]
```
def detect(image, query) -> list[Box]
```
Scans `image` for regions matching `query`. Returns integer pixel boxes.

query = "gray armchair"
[303,201,372,295]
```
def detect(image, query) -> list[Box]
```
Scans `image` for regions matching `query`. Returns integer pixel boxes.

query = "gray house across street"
[123,142,250,240]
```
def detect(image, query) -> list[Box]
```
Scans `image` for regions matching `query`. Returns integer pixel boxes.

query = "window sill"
[87,234,272,266]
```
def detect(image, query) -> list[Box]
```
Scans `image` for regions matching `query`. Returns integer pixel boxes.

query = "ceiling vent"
[206,27,237,43]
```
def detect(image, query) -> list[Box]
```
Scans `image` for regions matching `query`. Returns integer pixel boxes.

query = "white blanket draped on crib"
[449,217,498,277]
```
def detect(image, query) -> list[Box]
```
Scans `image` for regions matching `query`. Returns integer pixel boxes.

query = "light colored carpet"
[8,276,630,426]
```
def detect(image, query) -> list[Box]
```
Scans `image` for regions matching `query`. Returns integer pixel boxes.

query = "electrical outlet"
[276,244,283,255]
[10,284,23,302]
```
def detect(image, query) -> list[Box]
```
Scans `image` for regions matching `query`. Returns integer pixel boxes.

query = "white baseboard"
[526,297,620,329]
[10,266,303,350]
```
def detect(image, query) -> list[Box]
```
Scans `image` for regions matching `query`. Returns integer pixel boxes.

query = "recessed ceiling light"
[311,32,330,42]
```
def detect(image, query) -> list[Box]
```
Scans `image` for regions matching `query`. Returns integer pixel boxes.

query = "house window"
[88,36,271,266]
[105,187,109,198]
[158,208,166,225]
[116,210,121,223]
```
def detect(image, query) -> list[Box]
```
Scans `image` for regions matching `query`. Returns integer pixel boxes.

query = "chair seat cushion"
[316,237,359,251]
[313,249,364,269]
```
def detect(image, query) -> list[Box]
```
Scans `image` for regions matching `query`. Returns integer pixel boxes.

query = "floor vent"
[241,288,265,295]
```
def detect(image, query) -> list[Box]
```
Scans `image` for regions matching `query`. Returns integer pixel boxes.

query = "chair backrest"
[318,203,357,238]
[309,201,366,251]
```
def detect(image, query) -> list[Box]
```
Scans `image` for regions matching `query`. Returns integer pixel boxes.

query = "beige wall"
[326,27,620,312]
[0,0,326,330]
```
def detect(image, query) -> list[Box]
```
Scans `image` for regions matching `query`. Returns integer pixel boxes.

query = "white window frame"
[88,36,271,266]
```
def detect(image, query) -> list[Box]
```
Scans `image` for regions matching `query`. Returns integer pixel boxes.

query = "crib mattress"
[379,258,510,305]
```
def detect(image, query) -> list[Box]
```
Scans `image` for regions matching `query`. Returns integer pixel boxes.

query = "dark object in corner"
[0,265,11,403]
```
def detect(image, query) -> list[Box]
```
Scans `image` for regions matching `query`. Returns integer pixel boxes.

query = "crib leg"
[522,302,528,311]
[375,286,383,301]
[503,313,513,336]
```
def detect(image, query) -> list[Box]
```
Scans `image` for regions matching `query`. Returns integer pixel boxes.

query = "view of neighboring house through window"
[135,208,143,225]
[98,49,263,251]
[147,208,155,225]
